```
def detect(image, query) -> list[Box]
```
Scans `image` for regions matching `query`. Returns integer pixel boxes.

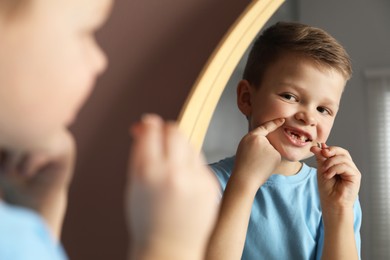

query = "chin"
[278,148,312,162]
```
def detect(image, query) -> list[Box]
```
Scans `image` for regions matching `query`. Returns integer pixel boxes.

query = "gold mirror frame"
[178,0,284,151]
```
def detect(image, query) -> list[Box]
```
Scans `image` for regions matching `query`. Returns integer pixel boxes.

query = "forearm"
[321,209,358,260]
[206,174,258,260]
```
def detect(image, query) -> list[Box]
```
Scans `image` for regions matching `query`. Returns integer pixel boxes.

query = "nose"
[294,110,317,126]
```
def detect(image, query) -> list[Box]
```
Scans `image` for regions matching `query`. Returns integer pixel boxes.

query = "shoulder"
[0,201,45,230]
[208,156,235,190]
[0,201,67,260]
[300,163,318,184]
[209,156,235,173]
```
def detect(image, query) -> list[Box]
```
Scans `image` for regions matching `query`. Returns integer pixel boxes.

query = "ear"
[237,80,253,117]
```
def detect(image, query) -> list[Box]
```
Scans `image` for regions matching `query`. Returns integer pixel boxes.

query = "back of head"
[243,21,352,88]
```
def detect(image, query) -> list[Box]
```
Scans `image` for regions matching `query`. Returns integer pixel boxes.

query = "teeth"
[287,130,309,142]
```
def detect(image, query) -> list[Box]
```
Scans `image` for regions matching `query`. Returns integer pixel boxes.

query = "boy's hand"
[0,129,75,239]
[310,144,361,215]
[126,114,219,260]
[205,118,285,260]
[233,118,285,191]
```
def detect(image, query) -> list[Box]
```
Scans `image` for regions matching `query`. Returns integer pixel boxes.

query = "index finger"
[129,114,164,180]
[251,118,285,136]
[320,145,352,160]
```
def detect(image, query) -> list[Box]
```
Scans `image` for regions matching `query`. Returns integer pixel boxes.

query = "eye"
[280,93,298,102]
[317,106,332,115]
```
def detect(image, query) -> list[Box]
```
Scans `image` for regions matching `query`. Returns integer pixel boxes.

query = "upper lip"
[284,126,313,142]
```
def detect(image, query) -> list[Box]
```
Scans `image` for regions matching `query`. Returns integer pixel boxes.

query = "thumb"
[252,118,285,136]
[310,145,326,167]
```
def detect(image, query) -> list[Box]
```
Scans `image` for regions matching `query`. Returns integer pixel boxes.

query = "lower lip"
[283,129,310,147]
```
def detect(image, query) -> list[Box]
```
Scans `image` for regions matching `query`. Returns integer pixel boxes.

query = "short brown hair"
[243,21,352,87]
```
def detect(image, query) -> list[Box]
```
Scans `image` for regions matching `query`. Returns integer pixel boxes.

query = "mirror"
[180,0,390,259]
[202,1,298,164]
[178,0,285,150]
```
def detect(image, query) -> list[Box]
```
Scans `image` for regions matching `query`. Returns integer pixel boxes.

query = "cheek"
[45,42,95,123]
[16,51,94,130]
[52,73,94,125]
[317,119,334,142]
[251,101,291,128]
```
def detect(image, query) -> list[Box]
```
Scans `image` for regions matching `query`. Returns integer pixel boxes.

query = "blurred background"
[64,0,251,259]
[63,0,390,259]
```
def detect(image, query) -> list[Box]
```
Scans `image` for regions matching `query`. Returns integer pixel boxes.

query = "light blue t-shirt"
[0,200,68,260]
[210,156,361,260]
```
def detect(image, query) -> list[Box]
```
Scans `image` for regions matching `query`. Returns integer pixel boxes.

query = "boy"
[206,22,362,260]
[0,0,218,259]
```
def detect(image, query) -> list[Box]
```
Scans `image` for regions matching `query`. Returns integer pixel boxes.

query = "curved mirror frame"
[178,0,284,151]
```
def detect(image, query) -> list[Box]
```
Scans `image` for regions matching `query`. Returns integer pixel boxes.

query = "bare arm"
[206,119,285,260]
[321,209,358,260]
[206,170,260,260]
[311,144,361,260]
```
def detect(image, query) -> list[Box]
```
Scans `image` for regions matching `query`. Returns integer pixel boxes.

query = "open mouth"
[285,129,312,143]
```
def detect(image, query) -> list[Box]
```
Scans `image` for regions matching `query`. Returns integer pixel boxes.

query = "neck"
[273,159,302,176]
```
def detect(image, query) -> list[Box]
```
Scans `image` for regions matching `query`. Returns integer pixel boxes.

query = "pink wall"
[63,0,251,259]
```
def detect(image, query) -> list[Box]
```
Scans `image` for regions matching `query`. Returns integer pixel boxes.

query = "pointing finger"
[252,118,285,137]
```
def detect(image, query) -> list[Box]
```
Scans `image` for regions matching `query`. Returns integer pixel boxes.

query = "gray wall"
[298,1,390,259]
